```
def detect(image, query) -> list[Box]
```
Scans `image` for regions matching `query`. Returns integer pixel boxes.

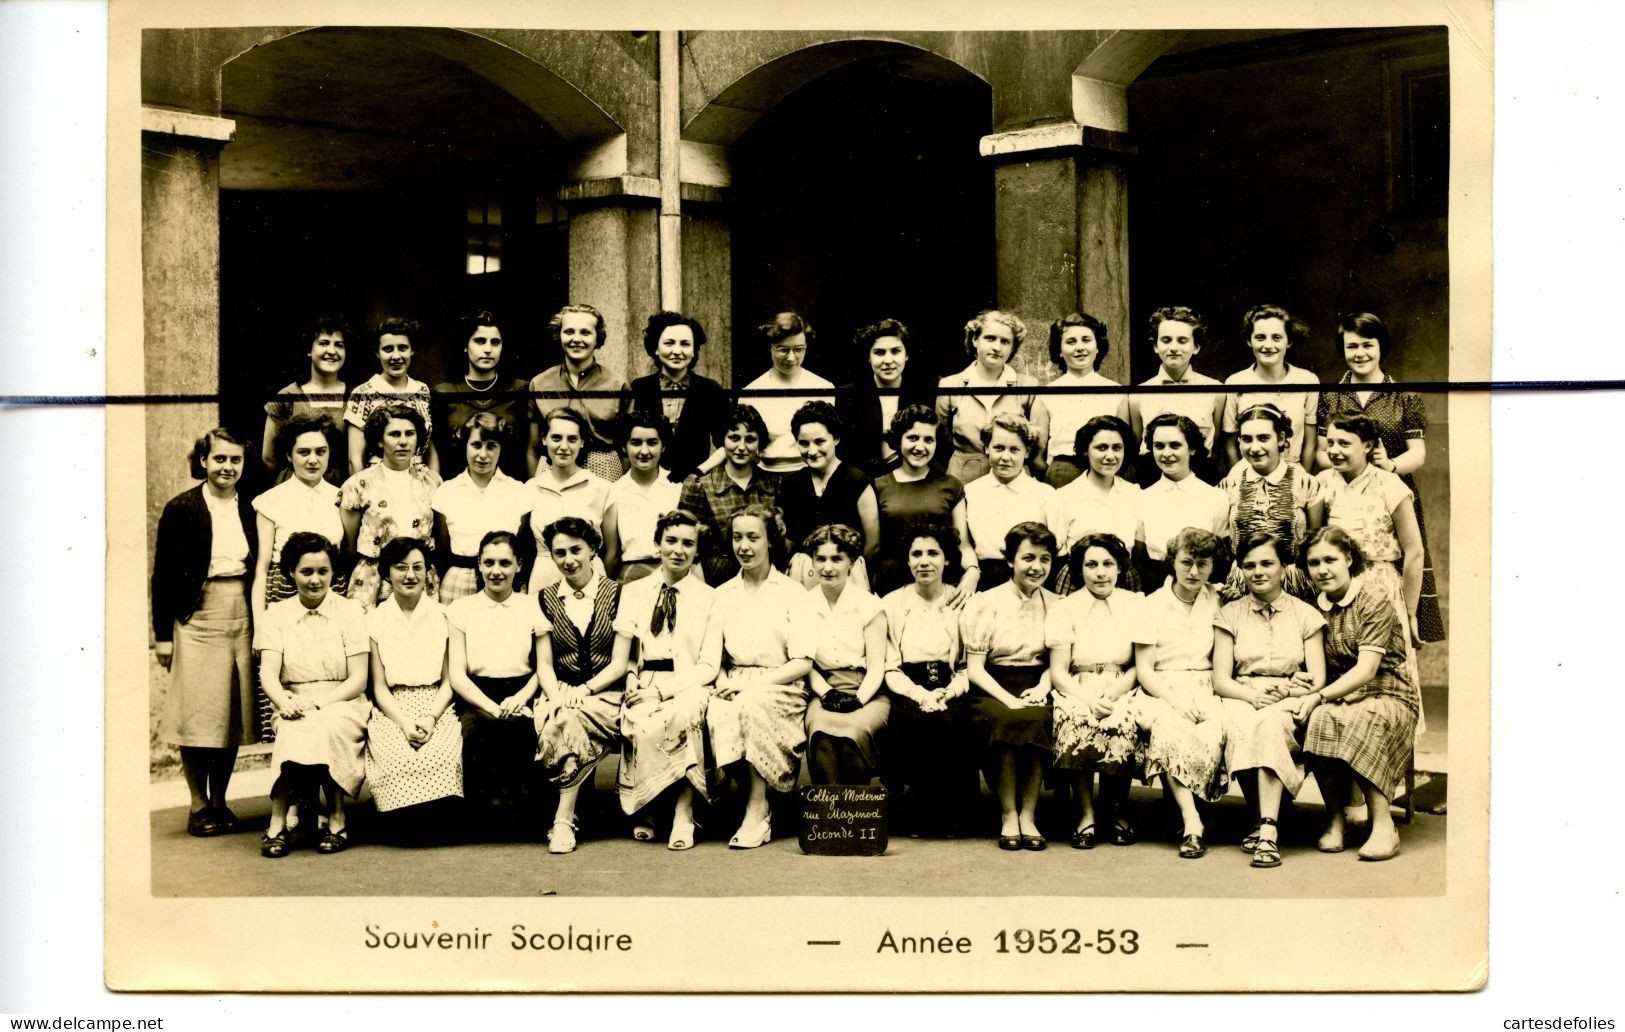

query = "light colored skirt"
[617,671,711,814]
[438,563,480,605]
[364,684,463,811]
[346,550,439,614]
[1137,670,1227,802]
[535,687,624,788]
[269,679,369,796]
[1220,677,1306,795]
[707,665,809,792]
[1052,668,1144,775]
[805,667,892,769]
[162,578,256,748]
[582,448,627,482]
[1304,694,1417,796]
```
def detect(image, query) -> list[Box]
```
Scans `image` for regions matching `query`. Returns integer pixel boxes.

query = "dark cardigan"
[628,372,732,479]
[151,484,258,642]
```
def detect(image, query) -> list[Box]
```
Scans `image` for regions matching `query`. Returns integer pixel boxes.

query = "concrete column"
[142,109,234,598]
[557,178,662,382]
[983,123,1132,385]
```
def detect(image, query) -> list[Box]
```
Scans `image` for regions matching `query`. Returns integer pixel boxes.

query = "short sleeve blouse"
[811,581,884,671]
[252,476,344,563]
[447,590,544,678]
[343,373,434,436]
[713,569,818,668]
[882,585,963,670]
[1214,594,1326,678]
[431,470,535,558]
[1315,374,1427,461]
[339,462,442,558]
[1045,589,1143,670]
[1135,583,1221,671]
[613,572,716,669]
[258,593,368,681]
[1316,465,1412,564]
[368,595,449,686]
[962,581,1054,666]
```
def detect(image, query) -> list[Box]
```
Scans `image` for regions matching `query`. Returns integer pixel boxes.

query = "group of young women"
[152,301,1441,865]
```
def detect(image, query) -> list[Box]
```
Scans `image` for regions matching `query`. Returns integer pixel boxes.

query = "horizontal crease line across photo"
[3,378,1617,406]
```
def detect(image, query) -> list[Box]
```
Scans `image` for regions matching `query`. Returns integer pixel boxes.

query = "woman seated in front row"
[256,532,370,858]
[1045,532,1145,849]
[1299,526,1420,862]
[803,524,890,786]
[702,504,818,849]
[532,517,631,854]
[1212,531,1327,869]
[615,509,719,850]
[881,527,977,836]
[1133,527,1227,860]
[962,521,1059,851]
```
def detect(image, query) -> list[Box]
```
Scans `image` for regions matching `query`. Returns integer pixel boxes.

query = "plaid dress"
[1304,578,1419,792]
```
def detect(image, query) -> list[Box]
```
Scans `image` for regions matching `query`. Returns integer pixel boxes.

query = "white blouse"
[713,569,817,668]
[447,590,544,678]
[811,580,884,671]
[367,595,448,687]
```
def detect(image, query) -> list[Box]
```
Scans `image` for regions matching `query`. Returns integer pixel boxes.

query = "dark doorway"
[729,53,994,388]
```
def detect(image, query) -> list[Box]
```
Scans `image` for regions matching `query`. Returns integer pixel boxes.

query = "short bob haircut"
[641,310,708,357]
[1147,305,1208,350]
[1302,525,1367,577]
[1233,402,1294,441]
[802,522,863,561]
[278,531,340,582]
[1048,312,1111,371]
[885,403,940,451]
[1325,414,1380,460]
[363,403,427,454]
[373,316,420,349]
[726,403,771,444]
[540,406,591,440]
[653,508,701,543]
[1241,304,1309,349]
[550,303,608,348]
[791,400,844,441]
[189,426,248,479]
[759,310,815,349]
[307,313,351,344]
[377,535,430,575]
[1074,414,1133,461]
[730,502,792,570]
[620,410,674,451]
[1235,529,1296,570]
[274,413,336,467]
[456,410,513,447]
[541,515,603,554]
[1335,311,1394,364]
[457,309,503,345]
[1144,412,1205,454]
[1068,531,1133,587]
[1165,527,1221,564]
[854,317,910,352]
[1002,520,1058,563]
[901,524,960,568]
[963,309,1026,361]
[981,411,1036,452]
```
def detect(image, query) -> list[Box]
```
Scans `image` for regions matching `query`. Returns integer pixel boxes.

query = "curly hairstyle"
[726,403,770,445]
[1074,414,1133,463]
[791,400,843,441]
[901,524,960,568]
[1166,527,1221,564]
[1236,530,1296,570]
[802,522,864,561]
[759,310,815,349]
[981,411,1036,452]
[654,508,701,543]
[641,310,708,357]
[362,403,427,455]
[307,313,350,344]
[621,411,674,451]
[455,410,513,447]
[273,413,336,467]
[188,426,247,479]
[885,403,939,452]
[1325,413,1380,462]
[456,309,504,346]
[730,503,791,570]
[1303,525,1367,577]
[550,304,607,348]
[855,317,909,351]
[963,309,1026,361]
[541,515,603,555]
[373,316,420,349]
[1241,303,1309,349]
[1068,531,1133,587]
[1048,312,1111,371]
[1148,305,1208,350]
[278,531,339,582]
[377,535,430,575]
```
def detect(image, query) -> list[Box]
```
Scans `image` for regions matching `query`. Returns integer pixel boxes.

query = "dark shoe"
[997,835,1022,851]
[1178,833,1206,860]
[1108,821,1137,846]
[210,806,240,834]
[1070,824,1098,850]
[1020,834,1046,852]
[316,828,350,855]
[260,832,291,859]
[187,809,220,837]
[1240,818,1263,854]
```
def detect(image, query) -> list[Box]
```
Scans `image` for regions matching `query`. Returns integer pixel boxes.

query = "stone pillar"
[142,108,234,604]
[680,189,733,387]
[983,123,1133,385]
[557,177,662,381]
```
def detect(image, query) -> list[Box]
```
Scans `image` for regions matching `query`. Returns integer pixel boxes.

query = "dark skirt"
[1402,472,1446,642]
[971,663,1053,751]
[884,675,978,824]
[460,673,541,813]
[977,558,1012,591]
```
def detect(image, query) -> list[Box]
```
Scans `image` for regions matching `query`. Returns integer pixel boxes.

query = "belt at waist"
[446,553,477,569]
[1071,662,1124,675]
[900,660,954,690]
[469,672,532,693]
[641,658,676,672]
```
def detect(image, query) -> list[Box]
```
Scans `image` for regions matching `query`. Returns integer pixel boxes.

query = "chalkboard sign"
[798,785,888,856]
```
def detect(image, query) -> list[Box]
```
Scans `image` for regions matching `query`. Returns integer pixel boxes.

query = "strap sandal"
[187,809,220,838]
[1178,833,1206,859]
[1240,818,1263,854]
[1109,821,1137,846]
[1250,818,1281,868]
[549,817,579,854]
[316,828,350,855]
[1070,824,1098,850]
[728,815,772,850]
[260,832,291,859]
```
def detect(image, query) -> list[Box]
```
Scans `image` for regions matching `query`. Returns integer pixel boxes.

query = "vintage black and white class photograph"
[112,2,1490,992]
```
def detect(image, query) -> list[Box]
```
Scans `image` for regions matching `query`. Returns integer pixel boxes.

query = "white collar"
[1317,576,1364,611]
